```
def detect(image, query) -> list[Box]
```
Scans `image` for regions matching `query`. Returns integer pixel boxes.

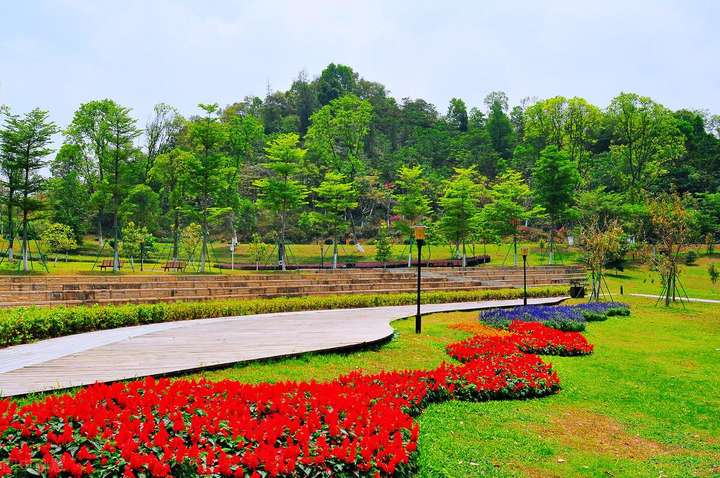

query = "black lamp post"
[414,225,426,334]
[521,246,529,306]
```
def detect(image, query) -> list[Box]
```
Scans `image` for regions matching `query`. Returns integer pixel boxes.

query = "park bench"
[163,260,187,272]
[98,259,123,271]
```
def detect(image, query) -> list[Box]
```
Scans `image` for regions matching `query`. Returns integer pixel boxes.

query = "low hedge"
[0,286,568,348]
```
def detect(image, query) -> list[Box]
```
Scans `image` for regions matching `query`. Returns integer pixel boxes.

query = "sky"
[1,0,719,134]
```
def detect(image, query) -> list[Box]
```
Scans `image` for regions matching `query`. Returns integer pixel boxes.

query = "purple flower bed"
[480,302,630,331]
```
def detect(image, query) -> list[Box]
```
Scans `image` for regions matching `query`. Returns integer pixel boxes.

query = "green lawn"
[605,254,720,301]
[178,296,720,477]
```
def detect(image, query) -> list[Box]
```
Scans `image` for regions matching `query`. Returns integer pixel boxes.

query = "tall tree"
[48,144,91,241]
[144,103,183,181]
[0,109,58,271]
[316,63,358,106]
[0,107,21,261]
[149,148,194,259]
[185,104,229,272]
[224,113,264,244]
[254,133,308,270]
[105,104,141,271]
[482,169,544,266]
[606,93,685,196]
[313,171,358,269]
[447,98,469,132]
[393,165,432,266]
[532,145,579,263]
[438,167,486,266]
[65,99,115,246]
[485,91,515,159]
[305,94,373,180]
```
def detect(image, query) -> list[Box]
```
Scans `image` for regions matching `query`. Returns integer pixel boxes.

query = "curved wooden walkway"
[0,297,566,397]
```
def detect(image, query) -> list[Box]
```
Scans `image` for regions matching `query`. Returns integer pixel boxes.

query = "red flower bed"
[0,321,590,477]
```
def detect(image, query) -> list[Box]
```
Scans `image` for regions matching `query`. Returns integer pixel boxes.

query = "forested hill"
[1,63,719,270]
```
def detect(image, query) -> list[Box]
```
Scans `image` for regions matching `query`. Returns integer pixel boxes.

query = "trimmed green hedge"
[0,286,568,348]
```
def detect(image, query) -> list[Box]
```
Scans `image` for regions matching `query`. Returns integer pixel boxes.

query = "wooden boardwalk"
[0,297,566,397]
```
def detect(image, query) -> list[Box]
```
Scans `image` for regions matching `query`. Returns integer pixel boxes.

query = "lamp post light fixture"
[521,246,529,306]
[414,224,426,334]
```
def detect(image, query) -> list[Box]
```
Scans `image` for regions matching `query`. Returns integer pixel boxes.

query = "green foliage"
[393,165,432,238]
[40,223,77,257]
[532,145,579,227]
[708,262,719,286]
[0,286,567,348]
[374,223,392,264]
[120,184,161,232]
[606,93,685,196]
[254,133,308,268]
[437,167,486,261]
[482,168,544,237]
[305,94,372,179]
[121,221,154,260]
[684,250,698,265]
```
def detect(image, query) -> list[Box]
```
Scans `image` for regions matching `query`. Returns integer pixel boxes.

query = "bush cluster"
[0,287,567,348]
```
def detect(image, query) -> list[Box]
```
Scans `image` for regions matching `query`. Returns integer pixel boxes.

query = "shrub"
[0,286,568,348]
[685,250,698,265]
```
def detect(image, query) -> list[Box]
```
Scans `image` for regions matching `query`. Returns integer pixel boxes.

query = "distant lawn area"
[605,253,720,301]
[181,296,720,477]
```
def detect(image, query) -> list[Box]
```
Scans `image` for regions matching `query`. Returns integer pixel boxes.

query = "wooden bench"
[98,259,122,271]
[163,260,187,272]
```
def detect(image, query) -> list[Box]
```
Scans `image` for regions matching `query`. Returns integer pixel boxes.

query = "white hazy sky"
[1,0,719,131]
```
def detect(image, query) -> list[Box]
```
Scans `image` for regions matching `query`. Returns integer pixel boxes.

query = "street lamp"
[414,224,426,334]
[521,246,529,306]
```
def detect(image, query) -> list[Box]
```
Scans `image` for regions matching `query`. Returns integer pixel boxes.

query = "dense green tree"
[312,172,358,269]
[40,223,77,263]
[447,98,469,132]
[393,165,432,266]
[485,91,515,159]
[65,99,116,246]
[184,104,229,272]
[532,145,579,263]
[606,93,685,196]
[105,104,142,271]
[254,133,308,270]
[374,223,392,266]
[438,167,486,266]
[306,95,373,179]
[316,63,358,106]
[47,146,91,242]
[482,169,544,265]
[149,148,194,259]
[120,184,161,233]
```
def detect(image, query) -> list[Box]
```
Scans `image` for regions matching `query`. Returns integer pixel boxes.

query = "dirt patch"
[542,409,675,460]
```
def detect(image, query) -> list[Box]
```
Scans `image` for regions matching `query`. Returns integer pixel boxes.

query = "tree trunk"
[332,239,338,270]
[21,209,29,273]
[513,235,518,267]
[462,239,467,268]
[172,210,180,260]
[199,214,208,273]
[6,193,14,262]
[278,211,287,271]
[407,239,413,268]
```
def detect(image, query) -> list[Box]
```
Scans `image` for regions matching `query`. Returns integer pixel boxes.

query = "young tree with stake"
[0,109,58,271]
[254,133,308,270]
